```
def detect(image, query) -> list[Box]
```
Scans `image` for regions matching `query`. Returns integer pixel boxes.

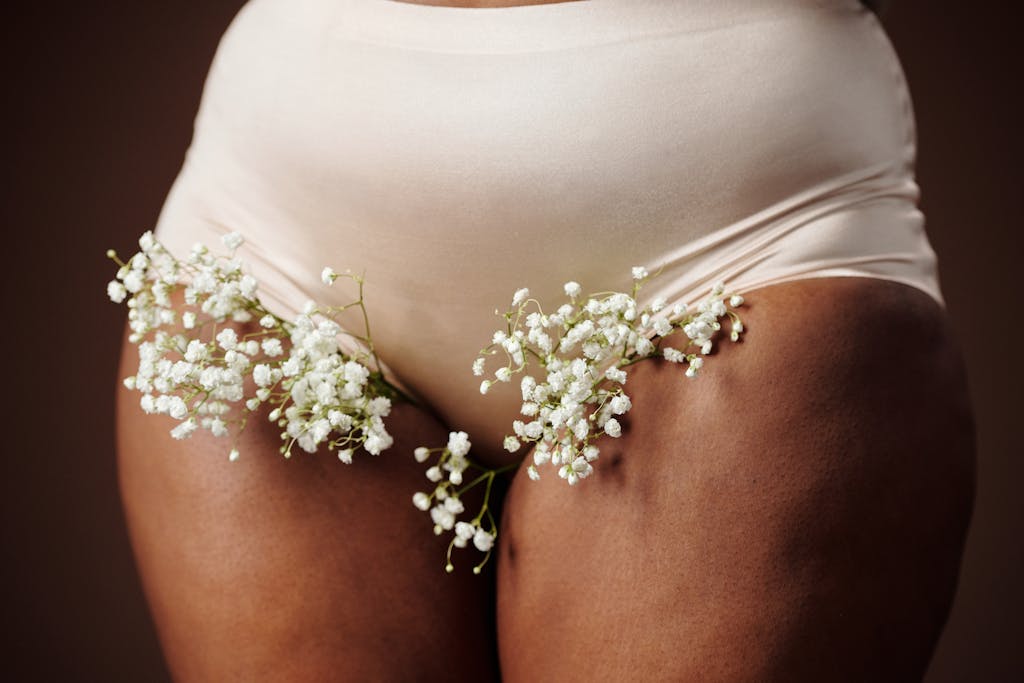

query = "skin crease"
[115,1,974,680]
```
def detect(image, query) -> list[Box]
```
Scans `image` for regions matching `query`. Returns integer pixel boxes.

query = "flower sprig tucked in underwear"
[482,269,744,483]
[410,269,745,573]
[107,230,398,462]
[107,232,745,574]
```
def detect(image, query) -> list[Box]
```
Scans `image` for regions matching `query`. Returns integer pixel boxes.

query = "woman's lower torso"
[151,0,944,463]
[120,2,978,679]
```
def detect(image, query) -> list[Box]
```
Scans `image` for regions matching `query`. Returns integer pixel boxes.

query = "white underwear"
[153,0,943,448]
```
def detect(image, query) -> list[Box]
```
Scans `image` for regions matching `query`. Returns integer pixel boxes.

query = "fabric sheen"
[153,0,942,446]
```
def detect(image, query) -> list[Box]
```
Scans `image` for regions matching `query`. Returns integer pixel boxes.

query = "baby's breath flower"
[262,338,284,357]
[107,280,127,303]
[410,431,506,574]
[222,232,244,251]
[473,528,495,552]
[635,337,655,356]
[109,232,400,474]
[110,234,747,575]
[474,271,746,489]
[605,367,627,384]
[454,522,475,547]
[663,347,686,363]
[653,317,673,337]
[216,328,237,351]
[431,505,455,531]
[609,394,631,415]
[170,418,197,440]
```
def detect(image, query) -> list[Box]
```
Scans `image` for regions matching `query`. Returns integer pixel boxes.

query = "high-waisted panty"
[153,0,943,449]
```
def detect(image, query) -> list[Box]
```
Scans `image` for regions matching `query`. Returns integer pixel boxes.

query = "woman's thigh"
[495,277,975,682]
[116,323,499,681]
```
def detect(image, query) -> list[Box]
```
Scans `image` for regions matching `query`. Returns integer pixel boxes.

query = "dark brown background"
[3,1,1020,680]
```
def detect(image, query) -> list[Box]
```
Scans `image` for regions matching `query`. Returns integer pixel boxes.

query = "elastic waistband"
[333,0,865,54]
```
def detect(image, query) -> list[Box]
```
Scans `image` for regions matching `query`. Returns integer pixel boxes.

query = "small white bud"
[473,528,495,552]
[222,232,244,250]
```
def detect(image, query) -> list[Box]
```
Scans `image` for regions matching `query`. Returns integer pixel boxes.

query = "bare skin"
[117,277,974,681]
[116,2,975,680]
[116,297,500,681]
[497,277,975,681]
[385,2,974,678]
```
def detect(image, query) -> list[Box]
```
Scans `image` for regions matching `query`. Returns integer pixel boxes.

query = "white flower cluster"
[108,231,396,462]
[411,431,502,574]
[475,271,745,484]
[110,233,746,574]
